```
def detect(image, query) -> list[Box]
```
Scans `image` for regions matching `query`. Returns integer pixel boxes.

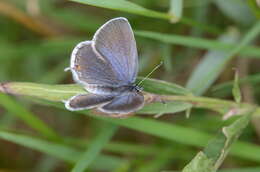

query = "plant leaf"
[182,152,215,172]
[0,79,191,102]
[0,82,86,101]
[0,81,192,115]
[182,108,255,172]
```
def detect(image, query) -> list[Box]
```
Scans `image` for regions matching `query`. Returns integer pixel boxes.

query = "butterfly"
[64,17,144,116]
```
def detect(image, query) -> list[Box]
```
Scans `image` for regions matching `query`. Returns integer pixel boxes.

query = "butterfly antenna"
[137,61,163,87]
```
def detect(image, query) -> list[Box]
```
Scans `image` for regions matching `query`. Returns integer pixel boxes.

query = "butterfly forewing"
[93,17,138,84]
[71,41,125,87]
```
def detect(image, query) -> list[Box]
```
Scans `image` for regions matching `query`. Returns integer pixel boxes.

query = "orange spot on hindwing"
[75,64,81,70]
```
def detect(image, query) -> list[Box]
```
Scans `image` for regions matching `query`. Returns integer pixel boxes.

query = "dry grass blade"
[0,1,60,37]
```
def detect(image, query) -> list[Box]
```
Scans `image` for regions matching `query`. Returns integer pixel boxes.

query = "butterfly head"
[132,84,143,92]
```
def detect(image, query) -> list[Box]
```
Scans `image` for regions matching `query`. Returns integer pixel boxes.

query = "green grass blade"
[186,21,260,95]
[185,29,239,95]
[0,78,190,102]
[219,167,260,172]
[70,0,170,20]
[0,82,86,101]
[40,61,69,84]
[161,44,174,73]
[10,96,260,163]
[0,82,192,115]
[0,130,78,162]
[136,77,192,95]
[40,0,102,32]
[95,116,211,146]
[169,0,183,23]
[248,0,260,18]
[135,30,260,58]
[137,147,173,172]
[0,80,192,115]
[72,123,117,172]
[0,130,123,170]
[0,112,16,129]
[69,138,162,156]
[34,156,59,172]
[229,21,260,54]
[214,0,256,26]
[91,115,260,163]
[139,101,192,114]
[0,93,59,140]
[69,0,221,34]
[2,81,259,116]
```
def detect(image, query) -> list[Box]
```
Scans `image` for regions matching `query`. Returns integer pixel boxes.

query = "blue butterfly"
[65,17,144,116]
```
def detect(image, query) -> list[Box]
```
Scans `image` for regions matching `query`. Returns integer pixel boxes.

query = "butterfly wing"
[98,91,144,114]
[93,17,138,85]
[70,41,129,94]
[65,93,114,111]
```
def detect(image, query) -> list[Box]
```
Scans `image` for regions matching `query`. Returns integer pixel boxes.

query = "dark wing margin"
[70,41,125,87]
[65,93,114,111]
[98,91,144,114]
[93,17,138,84]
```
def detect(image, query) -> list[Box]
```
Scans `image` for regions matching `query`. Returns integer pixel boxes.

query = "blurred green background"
[0,0,260,171]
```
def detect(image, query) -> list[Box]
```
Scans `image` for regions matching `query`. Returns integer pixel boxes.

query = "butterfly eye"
[135,86,143,92]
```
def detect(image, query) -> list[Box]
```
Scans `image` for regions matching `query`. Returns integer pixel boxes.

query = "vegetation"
[0,0,260,171]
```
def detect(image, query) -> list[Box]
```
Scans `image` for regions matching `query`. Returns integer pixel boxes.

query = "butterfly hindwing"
[65,93,114,111]
[99,91,144,114]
